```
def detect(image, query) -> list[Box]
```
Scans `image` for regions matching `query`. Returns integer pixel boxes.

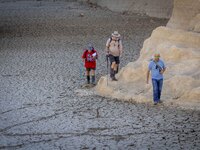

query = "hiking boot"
[87,75,90,84]
[154,102,158,105]
[111,77,118,81]
[91,76,95,85]
[110,68,114,78]
[91,82,96,86]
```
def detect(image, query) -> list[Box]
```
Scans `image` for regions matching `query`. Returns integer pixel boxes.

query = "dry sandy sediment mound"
[96,0,200,110]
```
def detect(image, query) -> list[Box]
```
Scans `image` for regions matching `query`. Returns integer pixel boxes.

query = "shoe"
[158,100,163,103]
[154,102,158,105]
[111,77,118,81]
[91,82,96,86]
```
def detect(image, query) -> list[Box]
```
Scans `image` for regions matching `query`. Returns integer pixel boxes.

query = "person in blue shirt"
[146,53,166,105]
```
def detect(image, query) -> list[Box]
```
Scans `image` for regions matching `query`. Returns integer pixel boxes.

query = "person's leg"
[152,79,159,104]
[86,68,90,84]
[111,61,117,81]
[158,79,163,101]
[111,61,117,72]
[109,55,113,78]
[116,65,119,74]
[114,56,120,74]
[109,55,116,80]
[114,63,118,73]
[91,69,96,85]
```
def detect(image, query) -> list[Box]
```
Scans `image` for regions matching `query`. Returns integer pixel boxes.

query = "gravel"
[0,1,199,150]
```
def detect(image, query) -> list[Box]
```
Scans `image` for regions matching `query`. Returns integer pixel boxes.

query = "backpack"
[108,37,121,48]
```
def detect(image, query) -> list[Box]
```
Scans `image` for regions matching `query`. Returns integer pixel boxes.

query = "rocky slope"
[82,0,173,18]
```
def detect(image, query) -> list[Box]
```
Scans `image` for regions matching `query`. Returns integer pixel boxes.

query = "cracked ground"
[0,1,200,150]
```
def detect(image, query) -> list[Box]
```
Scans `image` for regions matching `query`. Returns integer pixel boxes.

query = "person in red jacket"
[82,44,98,85]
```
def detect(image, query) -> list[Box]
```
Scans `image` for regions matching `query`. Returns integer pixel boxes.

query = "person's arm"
[147,70,150,84]
[95,51,98,60]
[147,62,152,84]
[119,40,123,56]
[92,50,98,59]
[105,39,110,55]
[82,50,86,62]
[160,61,166,74]
[160,67,166,74]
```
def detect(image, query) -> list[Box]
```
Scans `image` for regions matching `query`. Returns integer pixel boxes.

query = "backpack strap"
[108,37,121,47]
[154,61,163,71]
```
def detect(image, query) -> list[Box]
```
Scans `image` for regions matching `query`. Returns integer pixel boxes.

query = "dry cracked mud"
[0,1,199,150]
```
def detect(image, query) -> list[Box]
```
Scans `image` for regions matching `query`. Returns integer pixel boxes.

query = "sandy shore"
[0,1,199,149]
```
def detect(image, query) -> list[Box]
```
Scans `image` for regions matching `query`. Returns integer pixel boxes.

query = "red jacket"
[82,49,98,69]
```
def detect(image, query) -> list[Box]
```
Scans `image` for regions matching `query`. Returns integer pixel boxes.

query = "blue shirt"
[148,59,166,80]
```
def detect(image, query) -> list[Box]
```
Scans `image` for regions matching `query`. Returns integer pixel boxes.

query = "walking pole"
[80,59,84,80]
[106,55,109,86]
